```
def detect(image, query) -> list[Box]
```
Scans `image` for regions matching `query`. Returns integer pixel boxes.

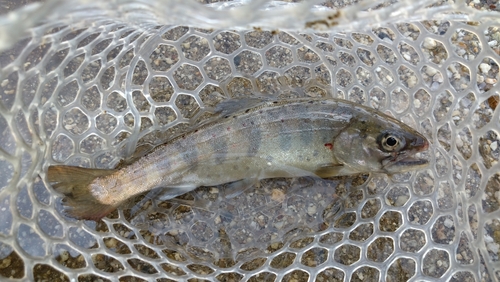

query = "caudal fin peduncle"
[47,165,118,220]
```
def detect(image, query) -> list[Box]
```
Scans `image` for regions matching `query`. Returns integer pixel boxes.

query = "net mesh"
[0,0,499,281]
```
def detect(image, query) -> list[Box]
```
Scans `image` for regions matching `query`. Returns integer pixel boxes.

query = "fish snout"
[411,135,429,152]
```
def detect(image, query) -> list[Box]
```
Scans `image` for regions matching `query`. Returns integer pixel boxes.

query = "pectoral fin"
[314,164,345,178]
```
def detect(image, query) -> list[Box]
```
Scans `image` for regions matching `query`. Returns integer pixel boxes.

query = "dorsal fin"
[215,97,273,117]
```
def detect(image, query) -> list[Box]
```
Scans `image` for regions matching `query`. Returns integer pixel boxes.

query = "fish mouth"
[382,136,430,173]
[382,155,429,173]
[387,135,430,173]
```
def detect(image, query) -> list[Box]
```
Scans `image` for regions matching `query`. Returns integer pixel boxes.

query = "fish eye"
[386,136,398,147]
[380,134,403,151]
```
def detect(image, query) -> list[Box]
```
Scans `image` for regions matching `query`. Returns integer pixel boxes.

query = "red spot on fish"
[324,143,333,150]
[227,127,231,131]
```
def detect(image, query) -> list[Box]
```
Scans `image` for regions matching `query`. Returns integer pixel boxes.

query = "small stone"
[423,37,437,49]
[495,191,500,204]
[60,251,69,262]
[425,67,437,76]
[491,141,498,151]
[307,204,317,216]
[271,189,286,203]
[477,74,485,84]
[407,76,417,88]
[485,78,497,84]
[396,195,409,206]
[444,218,453,228]
[479,63,492,74]
[413,99,421,108]
[433,73,443,83]
[271,242,281,249]
[0,257,11,269]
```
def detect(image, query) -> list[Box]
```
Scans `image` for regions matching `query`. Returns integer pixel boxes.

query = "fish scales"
[155,102,340,186]
[47,98,429,220]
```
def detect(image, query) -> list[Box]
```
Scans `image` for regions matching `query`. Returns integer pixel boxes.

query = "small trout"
[48,98,429,220]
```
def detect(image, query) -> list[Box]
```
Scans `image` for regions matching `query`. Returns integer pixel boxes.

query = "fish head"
[333,113,429,175]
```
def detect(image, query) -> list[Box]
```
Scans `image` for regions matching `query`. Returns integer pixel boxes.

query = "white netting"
[0,0,499,281]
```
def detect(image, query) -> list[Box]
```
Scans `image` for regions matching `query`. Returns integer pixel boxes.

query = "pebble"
[413,99,421,108]
[307,204,317,216]
[485,78,497,84]
[0,257,11,269]
[425,67,438,76]
[396,195,409,206]
[463,97,474,107]
[433,73,443,83]
[479,63,491,74]
[444,218,453,228]
[430,82,440,91]
[60,251,69,262]
[423,38,437,49]
[491,142,498,151]
[271,189,285,202]
[407,76,417,88]
[477,74,484,84]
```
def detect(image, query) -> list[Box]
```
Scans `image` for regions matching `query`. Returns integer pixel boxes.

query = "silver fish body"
[48,98,429,219]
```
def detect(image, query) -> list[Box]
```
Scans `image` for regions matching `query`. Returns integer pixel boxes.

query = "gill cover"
[333,115,429,174]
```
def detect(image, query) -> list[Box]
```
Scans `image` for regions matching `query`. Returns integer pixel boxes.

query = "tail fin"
[47,165,118,220]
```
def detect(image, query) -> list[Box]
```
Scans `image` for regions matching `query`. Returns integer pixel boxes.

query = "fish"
[47,98,429,220]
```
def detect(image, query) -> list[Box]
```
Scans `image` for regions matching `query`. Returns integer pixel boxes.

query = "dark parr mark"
[212,138,228,164]
[279,122,292,152]
[300,119,314,145]
[157,155,172,171]
[247,126,261,156]
[177,137,199,168]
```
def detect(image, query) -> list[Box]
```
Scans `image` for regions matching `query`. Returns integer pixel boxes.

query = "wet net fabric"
[0,0,499,281]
